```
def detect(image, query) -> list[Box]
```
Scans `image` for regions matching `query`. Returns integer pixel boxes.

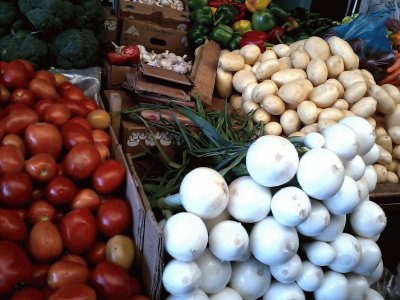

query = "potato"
[297,100,318,125]
[261,95,286,115]
[251,80,278,103]
[342,110,356,117]
[251,61,261,73]
[215,67,233,98]
[243,64,252,70]
[278,81,307,107]
[271,68,307,87]
[309,83,340,108]
[344,81,367,104]
[218,52,245,71]
[377,145,392,165]
[366,117,377,128]
[232,69,257,93]
[349,96,377,118]
[255,58,280,81]
[252,109,271,124]
[242,101,260,114]
[326,78,345,98]
[303,36,331,61]
[338,71,365,89]
[374,164,388,183]
[388,126,400,145]
[386,104,400,128]
[105,235,135,270]
[368,84,396,114]
[240,44,261,66]
[263,121,282,135]
[360,69,376,88]
[332,99,349,110]
[326,55,344,78]
[290,49,310,70]
[387,171,399,183]
[376,135,393,153]
[318,119,337,131]
[280,109,301,136]
[262,49,278,61]
[289,39,306,52]
[394,145,400,160]
[375,126,388,138]
[386,159,399,172]
[241,82,258,102]
[327,36,359,70]
[278,57,293,70]
[381,84,400,104]
[229,94,243,113]
[300,123,318,134]
[318,108,345,122]
[292,79,314,98]
[273,43,291,57]
[307,58,328,86]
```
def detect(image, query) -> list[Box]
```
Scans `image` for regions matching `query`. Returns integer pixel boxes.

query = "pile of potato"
[216,35,400,184]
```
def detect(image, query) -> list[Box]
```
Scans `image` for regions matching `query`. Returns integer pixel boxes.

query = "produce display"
[0,59,149,299]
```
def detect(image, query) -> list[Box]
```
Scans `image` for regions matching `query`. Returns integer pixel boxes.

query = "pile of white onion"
[160,115,387,300]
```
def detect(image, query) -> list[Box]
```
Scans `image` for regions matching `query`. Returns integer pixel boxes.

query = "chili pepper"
[189,6,213,26]
[188,0,208,10]
[227,31,244,51]
[208,0,228,7]
[231,2,246,21]
[267,26,285,44]
[210,23,234,48]
[120,45,140,64]
[283,16,299,32]
[268,2,289,22]
[232,19,252,32]
[245,0,270,13]
[214,3,237,26]
[251,8,275,31]
[106,52,127,65]
[238,30,269,52]
[188,23,210,47]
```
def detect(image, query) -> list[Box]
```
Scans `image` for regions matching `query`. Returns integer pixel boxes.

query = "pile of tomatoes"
[0,59,149,300]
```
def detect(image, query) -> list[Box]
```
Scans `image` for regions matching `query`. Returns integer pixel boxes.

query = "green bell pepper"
[189,6,213,26]
[188,23,210,47]
[187,0,208,10]
[214,4,237,26]
[210,23,234,48]
[269,2,289,22]
[227,31,243,51]
[252,8,275,32]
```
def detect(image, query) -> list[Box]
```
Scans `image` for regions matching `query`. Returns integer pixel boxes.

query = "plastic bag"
[323,9,396,81]
[371,265,400,299]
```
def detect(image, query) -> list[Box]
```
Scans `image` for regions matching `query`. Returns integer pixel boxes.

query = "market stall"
[1,0,400,299]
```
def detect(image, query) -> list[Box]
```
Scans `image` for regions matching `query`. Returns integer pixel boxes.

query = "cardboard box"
[103,6,120,44]
[119,18,189,56]
[102,60,137,90]
[117,0,190,31]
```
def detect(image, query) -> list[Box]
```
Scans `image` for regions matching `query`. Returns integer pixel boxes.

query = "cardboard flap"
[140,64,193,87]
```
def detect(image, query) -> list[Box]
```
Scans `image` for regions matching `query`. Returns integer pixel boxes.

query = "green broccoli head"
[0,1,18,36]
[50,28,100,69]
[74,0,106,30]
[0,30,49,69]
[18,0,74,33]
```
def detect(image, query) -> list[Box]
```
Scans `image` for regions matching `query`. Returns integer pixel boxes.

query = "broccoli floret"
[73,0,106,30]
[0,30,49,69]
[0,1,18,36]
[50,28,100,69]
[18,0,74,33]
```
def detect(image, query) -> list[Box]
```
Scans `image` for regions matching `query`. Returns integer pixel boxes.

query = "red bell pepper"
[106,42,141,65]
[208,0,246,21]
[239,31,269,52]
[267,26,285,44]
[106,52,127,65]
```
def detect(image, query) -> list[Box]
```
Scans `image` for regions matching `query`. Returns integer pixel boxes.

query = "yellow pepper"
[232,20,252,32]
[210,6,217,14]
[245,0,271,13]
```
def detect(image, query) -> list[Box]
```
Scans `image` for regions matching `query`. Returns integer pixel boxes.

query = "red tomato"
[15,59,34,79]
[9,88,36,107]
[0,208,27,242]
[27,199,57,224]
[28,264,50,288]
[66,116,92,132]
[81,97,98,112]
[25,153,58,183]
[130,276,143,296]
[2,107,39,135]
[72,188,101,212]
[14,207,26,220]
[0,84,10,106]
[2,60,30,89]
[43,103,71,127]
[63,143,101,180]
[57,98,88,118]
[34,70,57,87]
[92,159,126,194]
[48,261,90,290]
[61,122,93,150]
[0,61,7,76]
[24,123,63,159]
[130,296,150,300]
[90,261,132,300]
[57,82,74,94]
[0,144,25,175]
[2,133,26,157]
[0,241,32,295]
[92,129,112,148]
[86,241,106,266]
[48,283,96,300]
[33,98,54,119]
[61,86,84,102]
[61,254,87,266]
[11,287,44,300]
[1,102,31,115]
[0,171,32,207]
[28,78,58,100]
[94,142,110,160]
[29,220,63,262]
[59,208,97,254]
[97,199,132,237]
[45,176,77,206]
